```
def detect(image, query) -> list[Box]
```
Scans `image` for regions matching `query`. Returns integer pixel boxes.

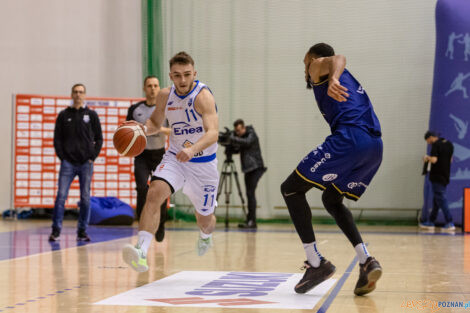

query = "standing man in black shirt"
[49,83,103,242]
[230,119,266,229]
[420,131,455,231]
[127,76,170,241]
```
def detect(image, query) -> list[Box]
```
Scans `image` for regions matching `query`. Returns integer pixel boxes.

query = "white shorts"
[151,152,219,216]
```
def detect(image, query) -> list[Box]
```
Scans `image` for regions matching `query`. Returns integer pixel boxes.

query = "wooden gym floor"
[0,219,469,313]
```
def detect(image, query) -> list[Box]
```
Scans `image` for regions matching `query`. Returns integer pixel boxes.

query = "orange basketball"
[113,122,147,157]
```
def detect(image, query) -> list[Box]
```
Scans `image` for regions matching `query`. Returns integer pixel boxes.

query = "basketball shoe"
[197,236,213,256]
[294,259,336,294]
[354,256,382,296]
[122,244,148,272]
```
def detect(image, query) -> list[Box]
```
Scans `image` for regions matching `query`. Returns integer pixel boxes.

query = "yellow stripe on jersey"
[313,79,329,86]
[332,183,360,200]
[295,169,326,190]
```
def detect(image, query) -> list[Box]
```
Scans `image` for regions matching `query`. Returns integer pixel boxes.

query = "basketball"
[113,121,147,157]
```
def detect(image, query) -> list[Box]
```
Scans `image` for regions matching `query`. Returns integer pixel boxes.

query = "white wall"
[0,0,142,210]
[162,0,436,218]
[0,0,437,218]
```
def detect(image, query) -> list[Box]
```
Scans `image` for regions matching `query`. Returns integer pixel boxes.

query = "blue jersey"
[312,69,381,136]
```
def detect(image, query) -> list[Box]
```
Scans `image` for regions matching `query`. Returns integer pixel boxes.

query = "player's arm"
[159,126,171,137]
[145,88,170,136]
[308,55,349,102]
[176,89,218,162]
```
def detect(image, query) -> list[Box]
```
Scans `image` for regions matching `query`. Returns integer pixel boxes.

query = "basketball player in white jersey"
[122,52,219,272]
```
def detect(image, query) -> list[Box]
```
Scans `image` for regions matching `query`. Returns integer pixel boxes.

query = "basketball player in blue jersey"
[281,43,383,296]
[122,52,219,272]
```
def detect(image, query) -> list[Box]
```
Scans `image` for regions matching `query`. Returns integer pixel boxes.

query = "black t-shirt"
[429,138,454,185]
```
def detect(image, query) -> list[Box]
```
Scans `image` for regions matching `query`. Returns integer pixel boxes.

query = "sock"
[200,230,212,240]
[136,231,153,257]
[303,242,322,267]
[354,243,370,264]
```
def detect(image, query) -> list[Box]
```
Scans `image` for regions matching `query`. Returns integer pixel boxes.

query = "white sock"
[303,242,322,267]
[136,231,153,257]
[354,243,370,264]
[200,230,212,240]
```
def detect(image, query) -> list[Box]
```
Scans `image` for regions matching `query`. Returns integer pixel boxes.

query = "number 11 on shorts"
[203,193,215,207]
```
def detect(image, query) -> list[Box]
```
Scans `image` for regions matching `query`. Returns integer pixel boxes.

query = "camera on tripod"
[217,127,246,227]
[218,127,240,160]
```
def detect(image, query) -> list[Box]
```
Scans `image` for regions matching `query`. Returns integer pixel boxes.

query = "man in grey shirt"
[127,76,170,241]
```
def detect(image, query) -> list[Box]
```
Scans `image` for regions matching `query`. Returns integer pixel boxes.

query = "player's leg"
[152,148,168,242]
[123,152,183,272]
[195,211,216,256]
[320,185,381,295]
[184,160,219,256]
[122,179,172,272]
[281,171,336,294]
[332,129,383,296]
[50,160,76,241]
[322,186,363,247]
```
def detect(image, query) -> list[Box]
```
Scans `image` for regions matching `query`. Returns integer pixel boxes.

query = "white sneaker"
[197,236,213,256]
[122,244,148,272]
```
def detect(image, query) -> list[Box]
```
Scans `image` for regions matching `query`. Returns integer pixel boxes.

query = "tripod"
[217,150,247,228]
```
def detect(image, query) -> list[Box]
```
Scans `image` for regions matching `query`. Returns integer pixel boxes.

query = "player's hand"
[120,120,146,134]
[328,78,349,102]
[176,147,194,162]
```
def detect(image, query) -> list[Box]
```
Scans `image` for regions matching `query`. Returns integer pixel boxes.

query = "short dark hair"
[307,43,335,57]
[169,51,195,68]
[71,83,86,93]
[233,119,245,128]
[424,130,438,140]
[143,75,159,86]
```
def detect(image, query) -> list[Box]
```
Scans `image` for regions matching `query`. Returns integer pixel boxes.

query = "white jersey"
[165,80,218,162]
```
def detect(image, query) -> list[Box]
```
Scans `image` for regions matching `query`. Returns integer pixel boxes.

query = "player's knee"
[280,177,294,196]
[322,187,343,213]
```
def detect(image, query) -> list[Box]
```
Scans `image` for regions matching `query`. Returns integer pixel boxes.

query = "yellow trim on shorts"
[313,79,329,86]
[332,183,360,200]
[295,169,326,190]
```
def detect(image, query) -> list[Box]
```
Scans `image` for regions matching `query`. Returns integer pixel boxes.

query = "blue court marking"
[0,224,464,262]
[0,285,83,311]
[172,226,467,237]
[0,226,137,261]
[316,255,359,313]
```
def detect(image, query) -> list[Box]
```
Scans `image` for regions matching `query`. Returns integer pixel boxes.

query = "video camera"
[218,127,240,160]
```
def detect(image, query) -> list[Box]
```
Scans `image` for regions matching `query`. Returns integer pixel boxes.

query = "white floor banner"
[95,271,336,309]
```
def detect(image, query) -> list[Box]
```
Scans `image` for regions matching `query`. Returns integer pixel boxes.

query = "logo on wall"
[445,72,470,99]
[449,114,468,139]
[445,32,470,61]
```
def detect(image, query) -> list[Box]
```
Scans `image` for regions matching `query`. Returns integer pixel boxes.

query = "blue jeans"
[429,182,453,223]
[51,160,93,233]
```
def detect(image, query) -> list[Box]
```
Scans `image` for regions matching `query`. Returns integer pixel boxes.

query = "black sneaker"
[48,229,60,242]
[354,256,382,296]
[77,230,91,242]
[238,220,257,229]
[294,259,336,294]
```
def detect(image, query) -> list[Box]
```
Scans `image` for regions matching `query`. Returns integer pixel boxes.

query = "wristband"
[143,125,148,133]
